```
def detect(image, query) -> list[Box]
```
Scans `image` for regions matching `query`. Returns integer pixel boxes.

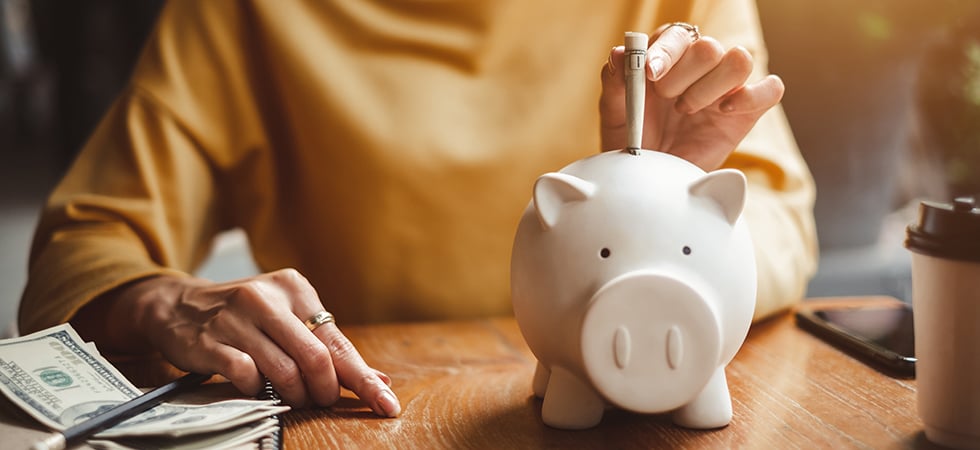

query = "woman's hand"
[599,23,785,171]
[72,269,401,416]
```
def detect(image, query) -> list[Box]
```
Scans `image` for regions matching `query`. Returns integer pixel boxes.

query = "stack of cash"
[0,324,289,450]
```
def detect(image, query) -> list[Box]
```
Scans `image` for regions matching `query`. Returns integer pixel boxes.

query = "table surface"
[2,297,940,449]
[283,297,933,449]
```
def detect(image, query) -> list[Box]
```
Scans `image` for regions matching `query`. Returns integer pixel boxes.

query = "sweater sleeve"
[18,86,226,333]
[18,0,277,333]
[732,108,819,322]
[692,0,819,320]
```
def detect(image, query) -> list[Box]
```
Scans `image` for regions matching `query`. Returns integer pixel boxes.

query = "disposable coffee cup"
[905,196,980,449]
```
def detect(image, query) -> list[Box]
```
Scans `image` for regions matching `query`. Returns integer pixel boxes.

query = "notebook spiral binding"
[257,378,283,450]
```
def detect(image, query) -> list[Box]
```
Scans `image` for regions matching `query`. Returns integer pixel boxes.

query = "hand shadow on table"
[321,396,380,418]
[284,393,383,426]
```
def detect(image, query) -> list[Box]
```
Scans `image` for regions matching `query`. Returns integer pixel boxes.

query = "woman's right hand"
[71,268,401,416]
[599,23,785,172]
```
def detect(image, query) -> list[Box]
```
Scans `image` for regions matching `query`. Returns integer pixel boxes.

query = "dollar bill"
[97,400,289,438]
[0,323,142,430]
[0,323,287,440]
[89,418,280,450]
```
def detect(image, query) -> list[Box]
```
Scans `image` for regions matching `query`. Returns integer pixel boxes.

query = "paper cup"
[906,197,980,449]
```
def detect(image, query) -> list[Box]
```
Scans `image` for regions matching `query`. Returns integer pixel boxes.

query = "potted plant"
[757,0,971,250]
[916,14,980,198]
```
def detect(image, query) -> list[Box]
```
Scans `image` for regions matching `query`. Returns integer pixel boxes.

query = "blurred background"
[1,0,979,337]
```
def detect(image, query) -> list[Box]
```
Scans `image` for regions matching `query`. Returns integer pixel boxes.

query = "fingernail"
[377,389,401,418]
[607,47,617,75]
[648,56,665,81]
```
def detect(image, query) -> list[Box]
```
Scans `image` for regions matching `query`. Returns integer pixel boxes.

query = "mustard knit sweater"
[20,0,816,332]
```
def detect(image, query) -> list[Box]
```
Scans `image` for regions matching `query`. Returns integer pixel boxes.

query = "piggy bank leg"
[532,361,550,398]
[541,366,604,429]
[672,366,733,429]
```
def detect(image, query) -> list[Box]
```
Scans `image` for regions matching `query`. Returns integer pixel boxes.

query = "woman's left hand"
[599,23,785,171]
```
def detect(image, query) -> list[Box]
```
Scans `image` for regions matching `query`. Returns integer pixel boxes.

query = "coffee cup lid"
[905,196,980,263]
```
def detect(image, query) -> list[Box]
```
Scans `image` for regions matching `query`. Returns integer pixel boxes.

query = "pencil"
[30,372,212,450]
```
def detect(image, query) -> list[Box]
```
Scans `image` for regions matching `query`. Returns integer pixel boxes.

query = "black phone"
[795,302,916,378]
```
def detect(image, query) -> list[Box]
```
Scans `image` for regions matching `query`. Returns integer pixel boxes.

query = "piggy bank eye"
[682,246,692,255]
[599,248,611,258]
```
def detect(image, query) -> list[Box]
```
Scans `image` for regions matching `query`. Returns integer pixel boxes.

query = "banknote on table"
[0,323,143,431]
[97,399,288,438]
[0,323,287,444]
[89,418,280,450]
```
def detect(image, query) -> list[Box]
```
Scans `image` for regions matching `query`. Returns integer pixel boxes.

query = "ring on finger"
[668,22,700,42]
[304,310,335,332]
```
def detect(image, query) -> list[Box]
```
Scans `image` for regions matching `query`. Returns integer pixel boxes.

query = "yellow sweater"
[20,0,816,332]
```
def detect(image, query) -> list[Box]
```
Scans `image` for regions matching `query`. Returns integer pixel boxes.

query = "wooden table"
[283,297,934,449]
[2,297,938,449]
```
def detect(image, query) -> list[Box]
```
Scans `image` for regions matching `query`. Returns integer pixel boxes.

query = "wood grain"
[280,297,938,450]
[1,296,940,449]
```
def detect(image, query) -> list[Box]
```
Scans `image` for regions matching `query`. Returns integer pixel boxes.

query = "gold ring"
[304,311,335,331]
[668,22,700,42]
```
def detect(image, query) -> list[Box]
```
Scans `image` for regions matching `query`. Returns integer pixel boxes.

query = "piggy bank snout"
[581,272,722,414]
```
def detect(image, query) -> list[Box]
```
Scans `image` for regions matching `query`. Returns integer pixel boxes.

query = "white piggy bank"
[510,149,756,430]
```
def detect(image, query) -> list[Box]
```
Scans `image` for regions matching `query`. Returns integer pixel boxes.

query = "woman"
[20,0,816,418]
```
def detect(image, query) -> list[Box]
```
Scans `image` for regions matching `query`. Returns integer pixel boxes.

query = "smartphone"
[795,302,916,378]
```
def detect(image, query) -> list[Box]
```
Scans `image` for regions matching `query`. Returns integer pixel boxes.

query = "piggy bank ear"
[533,173,596,231]
[688,169,747,226]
